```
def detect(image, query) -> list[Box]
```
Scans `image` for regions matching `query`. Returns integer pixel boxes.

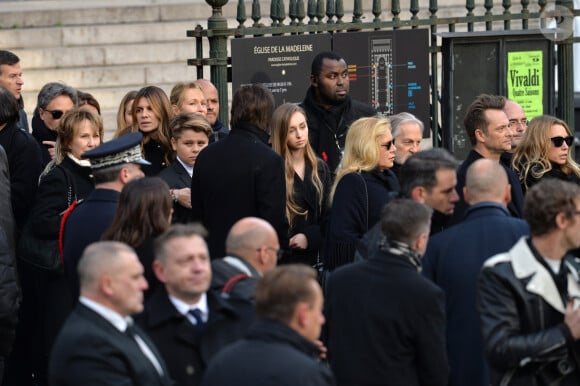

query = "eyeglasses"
[508,119,529,127]
[381,139,394,150]
[550,136,574,147]
[257,246,284,261]
[45,109,64,119]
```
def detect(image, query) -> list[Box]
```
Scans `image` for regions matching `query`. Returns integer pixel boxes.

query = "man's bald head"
[225,217,278,272]
[78,241,137,294]
[465,159,510,205]
[78,241,147,317]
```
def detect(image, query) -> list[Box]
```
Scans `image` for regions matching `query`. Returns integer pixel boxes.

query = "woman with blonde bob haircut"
[512,115,580,194]
[271,103,331,265]
[325,116,399,270]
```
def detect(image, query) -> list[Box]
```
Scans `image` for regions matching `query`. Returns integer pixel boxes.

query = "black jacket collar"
[230,121,270,145]
[246,319,321,358]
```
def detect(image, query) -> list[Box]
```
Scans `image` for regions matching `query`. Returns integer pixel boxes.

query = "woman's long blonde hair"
[329,116,391,203]
[512,115,580,190]
[271,103,324,230]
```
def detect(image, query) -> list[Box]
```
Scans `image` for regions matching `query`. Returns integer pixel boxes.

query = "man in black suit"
[326,199,448,386]
[191,84,288,258]
[137,224,254,386]
[211,217,280,302]
[49,241,172,385]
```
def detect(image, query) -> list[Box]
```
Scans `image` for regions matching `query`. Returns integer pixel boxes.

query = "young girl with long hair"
[271,103,331,265]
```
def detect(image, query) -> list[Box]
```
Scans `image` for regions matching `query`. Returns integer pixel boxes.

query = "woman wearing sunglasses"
[325,116,399,270]
[512,115,580,194]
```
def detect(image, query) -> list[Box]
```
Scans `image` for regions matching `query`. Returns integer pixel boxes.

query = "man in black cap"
[62,132,148,298]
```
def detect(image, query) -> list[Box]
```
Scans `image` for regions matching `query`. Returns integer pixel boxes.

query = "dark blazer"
[285,159,331,266]
[300,86,376,173]
[450,149,524,225]
[49,303,172,386]
[191,122,288,258]
[325,168,399,270]
[63,188,120,299]
[159,159,192,224]
[201,319,335,386]
[136,287,254,386]
[422,202,529,386]
[326,248,448,386]
[0,120,43,231]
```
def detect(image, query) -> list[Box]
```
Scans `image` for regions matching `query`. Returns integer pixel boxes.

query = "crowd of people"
[1,46,580,386]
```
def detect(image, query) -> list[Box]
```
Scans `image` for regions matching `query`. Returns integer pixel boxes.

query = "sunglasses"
[550,136,574,147]
[381,139,394,150]
[45,109,65,119]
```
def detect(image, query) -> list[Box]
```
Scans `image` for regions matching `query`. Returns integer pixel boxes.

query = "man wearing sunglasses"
[32,82,78,166]
[211,217,280,303]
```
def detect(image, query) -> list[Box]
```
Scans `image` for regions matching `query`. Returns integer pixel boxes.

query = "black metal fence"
[188,0,577,144]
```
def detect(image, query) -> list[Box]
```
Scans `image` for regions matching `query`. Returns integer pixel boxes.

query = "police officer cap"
[82,132,151,170]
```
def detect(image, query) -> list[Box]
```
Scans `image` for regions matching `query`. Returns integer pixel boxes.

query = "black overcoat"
[136,287,254,386]
[191,122,288,258]
[201,319,335,386]
[326,248,448,386]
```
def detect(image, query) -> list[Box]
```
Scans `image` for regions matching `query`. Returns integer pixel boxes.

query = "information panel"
[333,29,430,136]
[231,30,430,135]
[231,34,331,105]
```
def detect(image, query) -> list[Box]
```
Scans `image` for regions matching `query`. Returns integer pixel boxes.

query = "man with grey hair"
[327,199,448,386]
[0,50,28,132]
[32,82,78,165]
[423,159,529,386]
[389,112,424,178]
[49,241,172,385]
[211,217,280,302]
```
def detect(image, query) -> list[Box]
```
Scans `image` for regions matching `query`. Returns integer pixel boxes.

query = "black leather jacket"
[477,237,580,386]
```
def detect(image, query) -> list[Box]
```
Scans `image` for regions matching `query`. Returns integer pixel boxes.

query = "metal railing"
[188,0,577,143]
